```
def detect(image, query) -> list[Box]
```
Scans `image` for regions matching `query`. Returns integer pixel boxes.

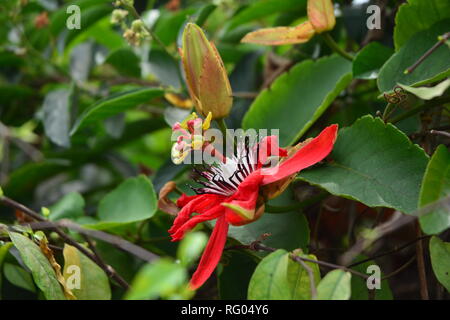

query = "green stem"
[265,192,328,213]
[321,33,354,61]
[390,96,450,124]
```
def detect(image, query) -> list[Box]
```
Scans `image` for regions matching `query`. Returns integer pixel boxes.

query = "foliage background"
[0,0,449,300]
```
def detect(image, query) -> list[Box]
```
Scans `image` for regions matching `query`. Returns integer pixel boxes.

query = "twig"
[348,235,430,268]
[82,235,130,289]
[0,196,132,290]
[289,252,318,299]
[430,130,450,138]
[404,32,450,74]
[227,241,369,279]
[415,221,429,300]
[381,255,416,281]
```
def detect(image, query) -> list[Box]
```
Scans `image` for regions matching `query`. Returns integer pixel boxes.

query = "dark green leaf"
[227,0,306,30]
[352,42,393,80]
[9,232,66,300]
[105,48,141,78]
[3,263,36,293]
[378,19,450,93]
[71,88,164,134]
[394,0,450,50]
[243,55,352,146]
[298,116,429,214]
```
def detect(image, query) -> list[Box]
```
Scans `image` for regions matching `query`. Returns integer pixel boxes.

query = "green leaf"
[8,232,66,300]
[350,256,393,300]
[352,42,393,80]
[40,88,72,148]
[429,236,450,292]
[228,0,306,30]
[398,78,450,100]
[105,48,141,78]
[287,253,321,300]
[3,263,36,293]
[125,259,187,300]
[62,245,111,300]
[176,232,208,267]
[247,250,291,300]
[298,116,429,214]
[49,192,85,221]
[394,0,450,50]
[316,269,351,300]
[97,175,157,224]
[243,55,352,146]
[71,88,164,134]
[419,145,450,234]
[0,242,13,298]
[219,251,258,300]
[228,211,309,252]
[378,19,450,93]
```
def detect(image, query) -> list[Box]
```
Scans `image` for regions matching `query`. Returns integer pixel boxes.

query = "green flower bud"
[180,23,233,119]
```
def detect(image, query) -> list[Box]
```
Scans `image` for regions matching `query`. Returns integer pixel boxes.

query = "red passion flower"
[169,124,338,290]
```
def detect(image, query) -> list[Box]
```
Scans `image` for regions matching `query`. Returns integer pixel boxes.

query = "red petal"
[170,204,224,241]
[189,216,229,290]
[257,135,287,168]
[261,124,338,185]
[169,193,224,236]
[223,172,262,225]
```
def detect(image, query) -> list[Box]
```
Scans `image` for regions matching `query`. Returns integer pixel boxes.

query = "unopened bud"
[181,23,232,119]
[307,0,336,33]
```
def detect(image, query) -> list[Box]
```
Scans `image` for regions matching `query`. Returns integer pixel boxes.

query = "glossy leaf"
[49,192,85,221]
[9,232,66,300]
[429,236,450,292]
[71,88,164,134]
[353,42,394,80]
[243,55,352,146]
[63,245,111,300]
[247,250,291,300]
[378,19,450,93]
[97,175,157,224]
[105,48,141,78]
[316,269,351,300]
[394,0,450,50]
[419,145,450,234]
[299,116,429,214]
